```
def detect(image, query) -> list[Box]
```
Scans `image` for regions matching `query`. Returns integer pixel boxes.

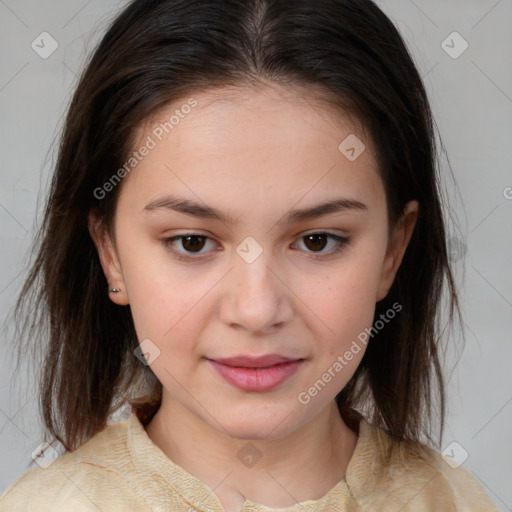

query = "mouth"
[210,354,301,368]
[207,354,304,391]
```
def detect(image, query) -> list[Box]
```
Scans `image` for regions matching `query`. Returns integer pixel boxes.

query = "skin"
[89,83,418,511]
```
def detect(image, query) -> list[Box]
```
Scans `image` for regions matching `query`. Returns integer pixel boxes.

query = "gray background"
[0,0,510,510]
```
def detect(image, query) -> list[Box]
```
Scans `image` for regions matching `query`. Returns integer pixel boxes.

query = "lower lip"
[208,360,302,391]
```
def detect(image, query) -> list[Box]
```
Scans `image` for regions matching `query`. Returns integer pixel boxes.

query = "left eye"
[293,232,348,255]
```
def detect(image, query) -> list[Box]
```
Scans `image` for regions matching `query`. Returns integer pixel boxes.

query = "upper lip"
[209,355,301,368]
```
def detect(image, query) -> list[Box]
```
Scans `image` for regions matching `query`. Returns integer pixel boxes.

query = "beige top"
[0,410,497,511]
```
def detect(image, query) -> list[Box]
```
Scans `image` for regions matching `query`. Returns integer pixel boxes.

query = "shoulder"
[0,420,141,512]
[347,419,498,511]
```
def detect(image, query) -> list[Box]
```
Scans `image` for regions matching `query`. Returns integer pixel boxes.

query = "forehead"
[120,83,383,217]
[137,82,373,155]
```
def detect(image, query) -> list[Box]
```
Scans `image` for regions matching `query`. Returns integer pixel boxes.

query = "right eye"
[163,234,221,261]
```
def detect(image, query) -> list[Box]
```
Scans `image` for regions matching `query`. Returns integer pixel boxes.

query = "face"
[90,84,417,440]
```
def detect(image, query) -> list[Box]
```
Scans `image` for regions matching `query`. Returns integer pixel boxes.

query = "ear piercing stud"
[109,288,121,293]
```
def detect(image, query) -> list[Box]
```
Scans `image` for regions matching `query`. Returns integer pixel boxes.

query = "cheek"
[115,236,205,343]
[308,256,384,331]
[127,273,209,345]
[297,247,386,380]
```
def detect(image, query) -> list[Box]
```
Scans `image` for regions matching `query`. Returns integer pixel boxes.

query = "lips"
[211,354,299,368]
[207,354,303,391]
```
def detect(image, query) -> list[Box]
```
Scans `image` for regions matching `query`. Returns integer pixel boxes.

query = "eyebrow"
[142,195,367,225]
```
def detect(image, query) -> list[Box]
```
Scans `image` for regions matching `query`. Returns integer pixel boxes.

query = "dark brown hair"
[12,0,461,452]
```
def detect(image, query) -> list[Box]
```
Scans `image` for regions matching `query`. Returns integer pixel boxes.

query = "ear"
[88,211,129,306]
[376,200,419,302]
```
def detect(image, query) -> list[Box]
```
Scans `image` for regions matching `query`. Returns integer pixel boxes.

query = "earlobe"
[376,201,419,302]
[88,212,129,306]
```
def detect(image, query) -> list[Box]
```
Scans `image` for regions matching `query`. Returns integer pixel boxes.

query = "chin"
[209,408,302,441]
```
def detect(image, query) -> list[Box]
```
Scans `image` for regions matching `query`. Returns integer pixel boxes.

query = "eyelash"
[163,232,350,262]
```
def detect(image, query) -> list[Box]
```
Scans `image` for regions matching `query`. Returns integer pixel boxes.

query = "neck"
[144,391,358,511]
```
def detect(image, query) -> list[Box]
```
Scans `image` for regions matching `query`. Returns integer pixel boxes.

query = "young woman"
[1,0,497,510]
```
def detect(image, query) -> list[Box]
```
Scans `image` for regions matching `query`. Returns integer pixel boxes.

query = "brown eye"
[164,234,219,261]
[180,235,207,252]
[303,233,328,252]
[293,232,349,259]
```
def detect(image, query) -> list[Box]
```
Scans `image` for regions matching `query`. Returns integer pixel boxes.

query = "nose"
[218,250,294,335]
